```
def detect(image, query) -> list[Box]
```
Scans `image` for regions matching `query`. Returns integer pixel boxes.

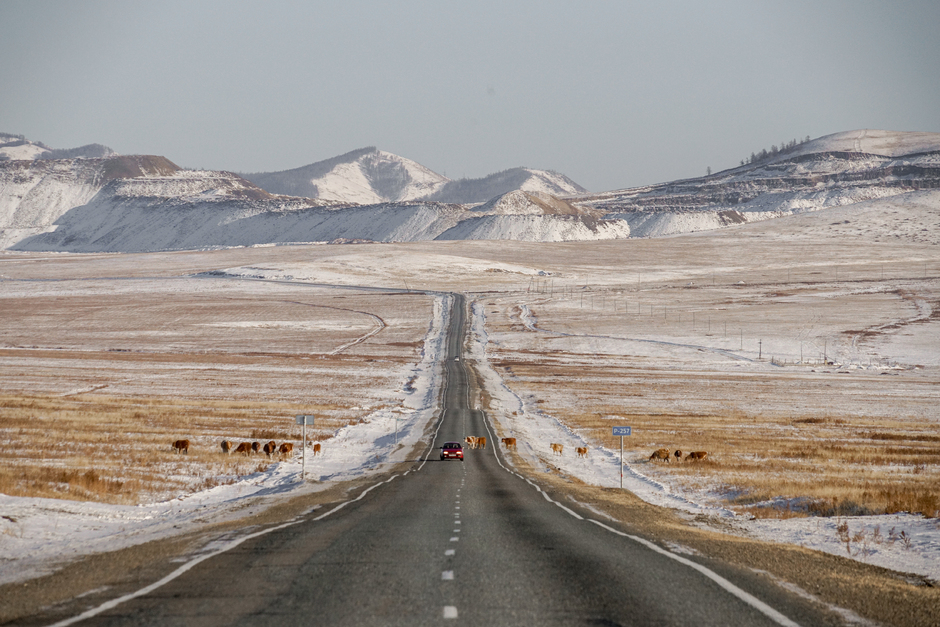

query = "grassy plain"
[1,195,939,515]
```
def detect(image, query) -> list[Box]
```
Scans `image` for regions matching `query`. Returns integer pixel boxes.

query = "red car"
[440,441,464,461]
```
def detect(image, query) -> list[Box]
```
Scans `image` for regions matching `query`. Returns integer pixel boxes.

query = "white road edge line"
[479,408,800,627]
[47,474,403,627]
[49,291,458,626]
[587,519,800,627]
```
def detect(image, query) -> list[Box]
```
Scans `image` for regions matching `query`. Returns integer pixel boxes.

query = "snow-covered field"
[1,189,939,587]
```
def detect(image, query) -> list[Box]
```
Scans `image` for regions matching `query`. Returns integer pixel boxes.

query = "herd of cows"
[171,437,707,467]
[170,439,322,459]
[649,448,710,462]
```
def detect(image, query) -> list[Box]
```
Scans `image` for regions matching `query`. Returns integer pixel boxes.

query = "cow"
[674,449,682,462]
[550,443,563,455]
[685,451,708,462]
[234,441,252,456]
[278,442,294,457]
[501,437,517,451]
[251,441,261,455]
[649,448,671,462]
[576,446,588,458]
[172,439,190,454]
[263,441,277,458]
[220,440,232,454]
[313,442,322,456]
[465,436,478,449]
[477,436,487,450]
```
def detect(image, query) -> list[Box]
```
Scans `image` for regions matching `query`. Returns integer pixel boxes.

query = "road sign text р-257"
[613,426,632,436]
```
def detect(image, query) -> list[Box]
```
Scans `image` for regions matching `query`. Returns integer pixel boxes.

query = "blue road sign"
[612,426,632,436]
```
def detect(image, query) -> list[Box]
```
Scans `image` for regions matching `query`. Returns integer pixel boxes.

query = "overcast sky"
[2,1,938,192]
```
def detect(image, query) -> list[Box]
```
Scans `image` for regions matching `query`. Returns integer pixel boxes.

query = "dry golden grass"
[2,231,937,518]
[488,358,940,518]
[471,237,940,520]
[0,393,374,505]
[0,274,434,505]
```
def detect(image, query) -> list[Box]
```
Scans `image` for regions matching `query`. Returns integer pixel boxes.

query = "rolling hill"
[1,130,938,252]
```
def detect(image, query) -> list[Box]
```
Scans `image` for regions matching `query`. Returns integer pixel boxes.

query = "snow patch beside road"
[470,302,940,584]
[0,293,451,586]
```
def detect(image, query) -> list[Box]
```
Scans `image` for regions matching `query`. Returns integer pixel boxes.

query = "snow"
[468,302,940,584]
[516,168,587,197]
[2,129,939,589]
[247,148,451,204]
[0,291,451,586]
[3,130,939,251]
[437,213,632,242]
[779,129,940,161]
[0,143,48,160]
[4,256,935,587]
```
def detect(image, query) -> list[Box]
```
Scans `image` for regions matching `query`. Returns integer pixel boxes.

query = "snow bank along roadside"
[0,293,452,586]
[468,301,940,583]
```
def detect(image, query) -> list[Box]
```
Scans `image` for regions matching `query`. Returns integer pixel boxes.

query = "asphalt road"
[34,294,831,627]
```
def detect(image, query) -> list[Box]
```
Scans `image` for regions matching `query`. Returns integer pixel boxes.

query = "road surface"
[33,294,831,626]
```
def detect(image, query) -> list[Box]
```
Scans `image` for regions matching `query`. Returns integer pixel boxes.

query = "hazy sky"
[2,1,938,192]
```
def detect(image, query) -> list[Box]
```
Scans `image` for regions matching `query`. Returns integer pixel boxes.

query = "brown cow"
[263,441,277,458]
[278,442,294,458]
[477,436,487,450]
[649,448,671,462]
[501,437,517,451]
[220,440,232,454]
[550,443,563,455]
[674,449,682,462]
[172,439,190,454]
[313,442,322,456]
[465,436,478,449]
[685,451,708,462]
[251,441,261,455]
[576,446,588,458]
[234,441,252,456]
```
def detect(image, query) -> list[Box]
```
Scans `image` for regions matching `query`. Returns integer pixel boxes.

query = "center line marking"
[445,549,455,556]
[444,606,458,619]
[450,537,459,542]
[442,570,454,580]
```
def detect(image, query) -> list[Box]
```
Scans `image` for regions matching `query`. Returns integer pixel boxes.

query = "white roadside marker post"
[613,426,632,489]
[296,414,315,481]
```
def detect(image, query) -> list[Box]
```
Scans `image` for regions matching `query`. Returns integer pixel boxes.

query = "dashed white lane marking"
[445,549,455,556]
[444,606,458,619]
[442,571,454,580]
[455,520,461,525]
[450,537,459,542]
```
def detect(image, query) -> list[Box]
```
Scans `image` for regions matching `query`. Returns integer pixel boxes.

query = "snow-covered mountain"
[0,132,115,161]
[2,129,939,252]
[0,136,599,251]
[576,129,940,238]
[0,153,350,250]
[0,155,179,248]
[423,168,586,204]
[244,147,585,205]
[243,147,450,204]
